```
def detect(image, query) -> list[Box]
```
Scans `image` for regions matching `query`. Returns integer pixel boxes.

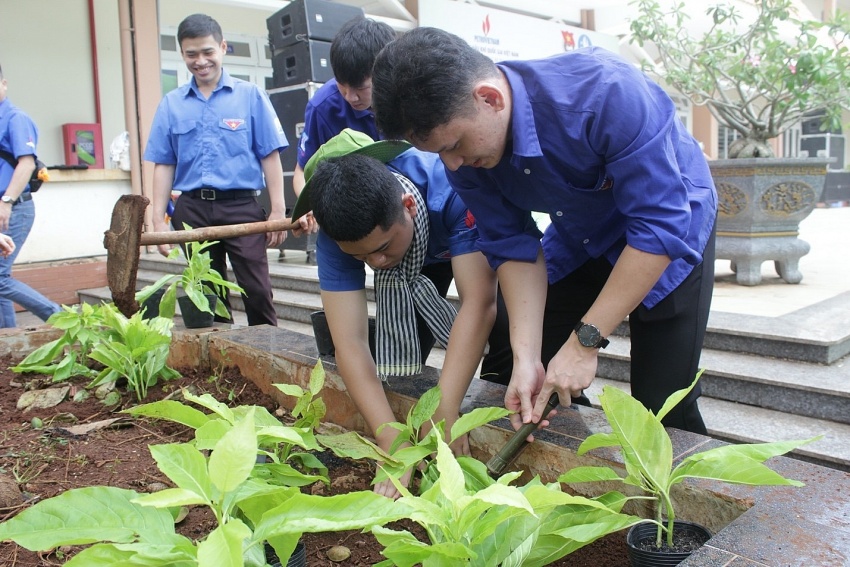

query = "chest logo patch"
[223,119,245,130]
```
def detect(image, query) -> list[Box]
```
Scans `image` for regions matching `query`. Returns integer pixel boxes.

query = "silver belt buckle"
[200,188,216,200]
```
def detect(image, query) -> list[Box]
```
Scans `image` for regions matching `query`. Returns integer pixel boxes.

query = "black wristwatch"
[574,321,609,349]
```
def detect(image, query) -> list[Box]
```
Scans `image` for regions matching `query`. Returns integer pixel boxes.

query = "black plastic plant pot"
[626,520,712,566]
[177,294,217,329]
[265,540,306,567]
[140,288,166,320]
[310,310,377,358]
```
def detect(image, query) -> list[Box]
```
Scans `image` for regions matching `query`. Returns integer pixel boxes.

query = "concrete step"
[598,335,850,426]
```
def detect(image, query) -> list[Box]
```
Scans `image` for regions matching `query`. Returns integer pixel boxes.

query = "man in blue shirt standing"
[371,28,717,435]
[293,129,501,498]
[0,63,61,327]
[145,14,290,326]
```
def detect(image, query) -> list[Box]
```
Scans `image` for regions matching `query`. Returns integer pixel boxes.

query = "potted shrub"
[629,0,850,284]
[560,372,819,565]
[135,229,244,328]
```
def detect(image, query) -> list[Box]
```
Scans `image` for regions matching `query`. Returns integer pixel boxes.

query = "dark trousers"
[171,195,278,327]
[419,262,513,382]
[540,228,716,434]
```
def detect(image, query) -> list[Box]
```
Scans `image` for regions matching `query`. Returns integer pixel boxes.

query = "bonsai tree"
[629,0,850,158]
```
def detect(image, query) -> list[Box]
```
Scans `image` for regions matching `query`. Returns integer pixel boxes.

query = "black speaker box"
[261,83,323,256]
[267,0,364,53]
[268,84,321,171]
[800,134,845,170]
[801,110,843,136]
[272,40,333,88]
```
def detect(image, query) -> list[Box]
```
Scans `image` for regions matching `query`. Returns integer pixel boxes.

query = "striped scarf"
[374,174,457,377]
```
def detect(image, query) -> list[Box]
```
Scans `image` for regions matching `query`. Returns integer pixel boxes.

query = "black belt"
[182,188,261,201]
[14,192,32,205]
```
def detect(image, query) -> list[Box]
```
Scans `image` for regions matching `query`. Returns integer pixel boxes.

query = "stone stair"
[78,251,850,472]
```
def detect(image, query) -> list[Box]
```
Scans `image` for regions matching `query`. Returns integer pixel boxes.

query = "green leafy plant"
[0,408,404,566]
[318,387,644,566]
[136,230,245,320]
[87,305,181,400]
[124,361,334,489]
[12,303,180,400]
[560,372,819,549]
[629,0,850,157]
[12,302,110,381]
[318,385,511,488]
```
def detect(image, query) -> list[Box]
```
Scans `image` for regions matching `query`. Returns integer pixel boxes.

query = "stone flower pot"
[710,157,831,285]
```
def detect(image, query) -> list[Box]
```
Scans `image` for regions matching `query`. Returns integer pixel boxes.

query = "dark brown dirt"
[0,353,629,566]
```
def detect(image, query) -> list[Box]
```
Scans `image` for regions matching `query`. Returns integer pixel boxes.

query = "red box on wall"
[62,123,104,169]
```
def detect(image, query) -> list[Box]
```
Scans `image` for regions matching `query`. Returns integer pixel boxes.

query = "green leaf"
[182,390,236,423]
[559,466,624,484]
[254,491,408,541]
[598,385,673,493]
[149,443,213,501]
[656,371,702,423]
[450,406,512,441]
[372,526,433,567]
[133,487,210,508]
[0,487,174,551]
[317,431,398,464]
[410,386,441,430]
[197,519,251,567]
[671,453,805,487]
[209,409,257,493]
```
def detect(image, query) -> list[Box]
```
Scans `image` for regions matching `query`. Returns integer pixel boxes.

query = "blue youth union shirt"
[296,79,382,169]
[447,48,717,308]
[144,69,287,190]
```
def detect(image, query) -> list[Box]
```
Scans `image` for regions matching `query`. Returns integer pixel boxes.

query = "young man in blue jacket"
[371,27,717,436]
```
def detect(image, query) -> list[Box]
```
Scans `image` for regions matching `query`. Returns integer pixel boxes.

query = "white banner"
[417,0,620,62]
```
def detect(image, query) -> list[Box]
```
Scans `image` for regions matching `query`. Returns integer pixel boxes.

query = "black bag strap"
[0,149,19,169]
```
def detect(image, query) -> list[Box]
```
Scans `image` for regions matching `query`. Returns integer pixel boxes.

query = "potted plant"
[135,228,244,328]
[629,0,850,284]
[560,372,819,565]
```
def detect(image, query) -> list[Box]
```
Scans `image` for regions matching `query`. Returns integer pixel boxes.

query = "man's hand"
[265,209,288,248]
[532,335,598,422]
[291,212,318,237]
[505,357,546,435]
[0,233,15,257]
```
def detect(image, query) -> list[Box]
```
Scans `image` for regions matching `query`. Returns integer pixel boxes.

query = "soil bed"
[0,353,628,566]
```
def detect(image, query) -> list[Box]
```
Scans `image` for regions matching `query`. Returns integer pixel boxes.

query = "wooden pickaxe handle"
[139,218,301,246]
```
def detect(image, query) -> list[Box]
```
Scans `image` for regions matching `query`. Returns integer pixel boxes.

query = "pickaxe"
[103,194,299,318]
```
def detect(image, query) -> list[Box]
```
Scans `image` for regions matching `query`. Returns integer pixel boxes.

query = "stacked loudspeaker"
[265,0,365,259]
[799,110,845,171]
[267,0,364,88]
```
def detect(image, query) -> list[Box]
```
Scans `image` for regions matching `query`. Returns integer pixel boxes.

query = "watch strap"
[574,321,610,349]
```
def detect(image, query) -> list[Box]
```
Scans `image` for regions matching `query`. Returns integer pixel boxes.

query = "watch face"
[577,324,601,347]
